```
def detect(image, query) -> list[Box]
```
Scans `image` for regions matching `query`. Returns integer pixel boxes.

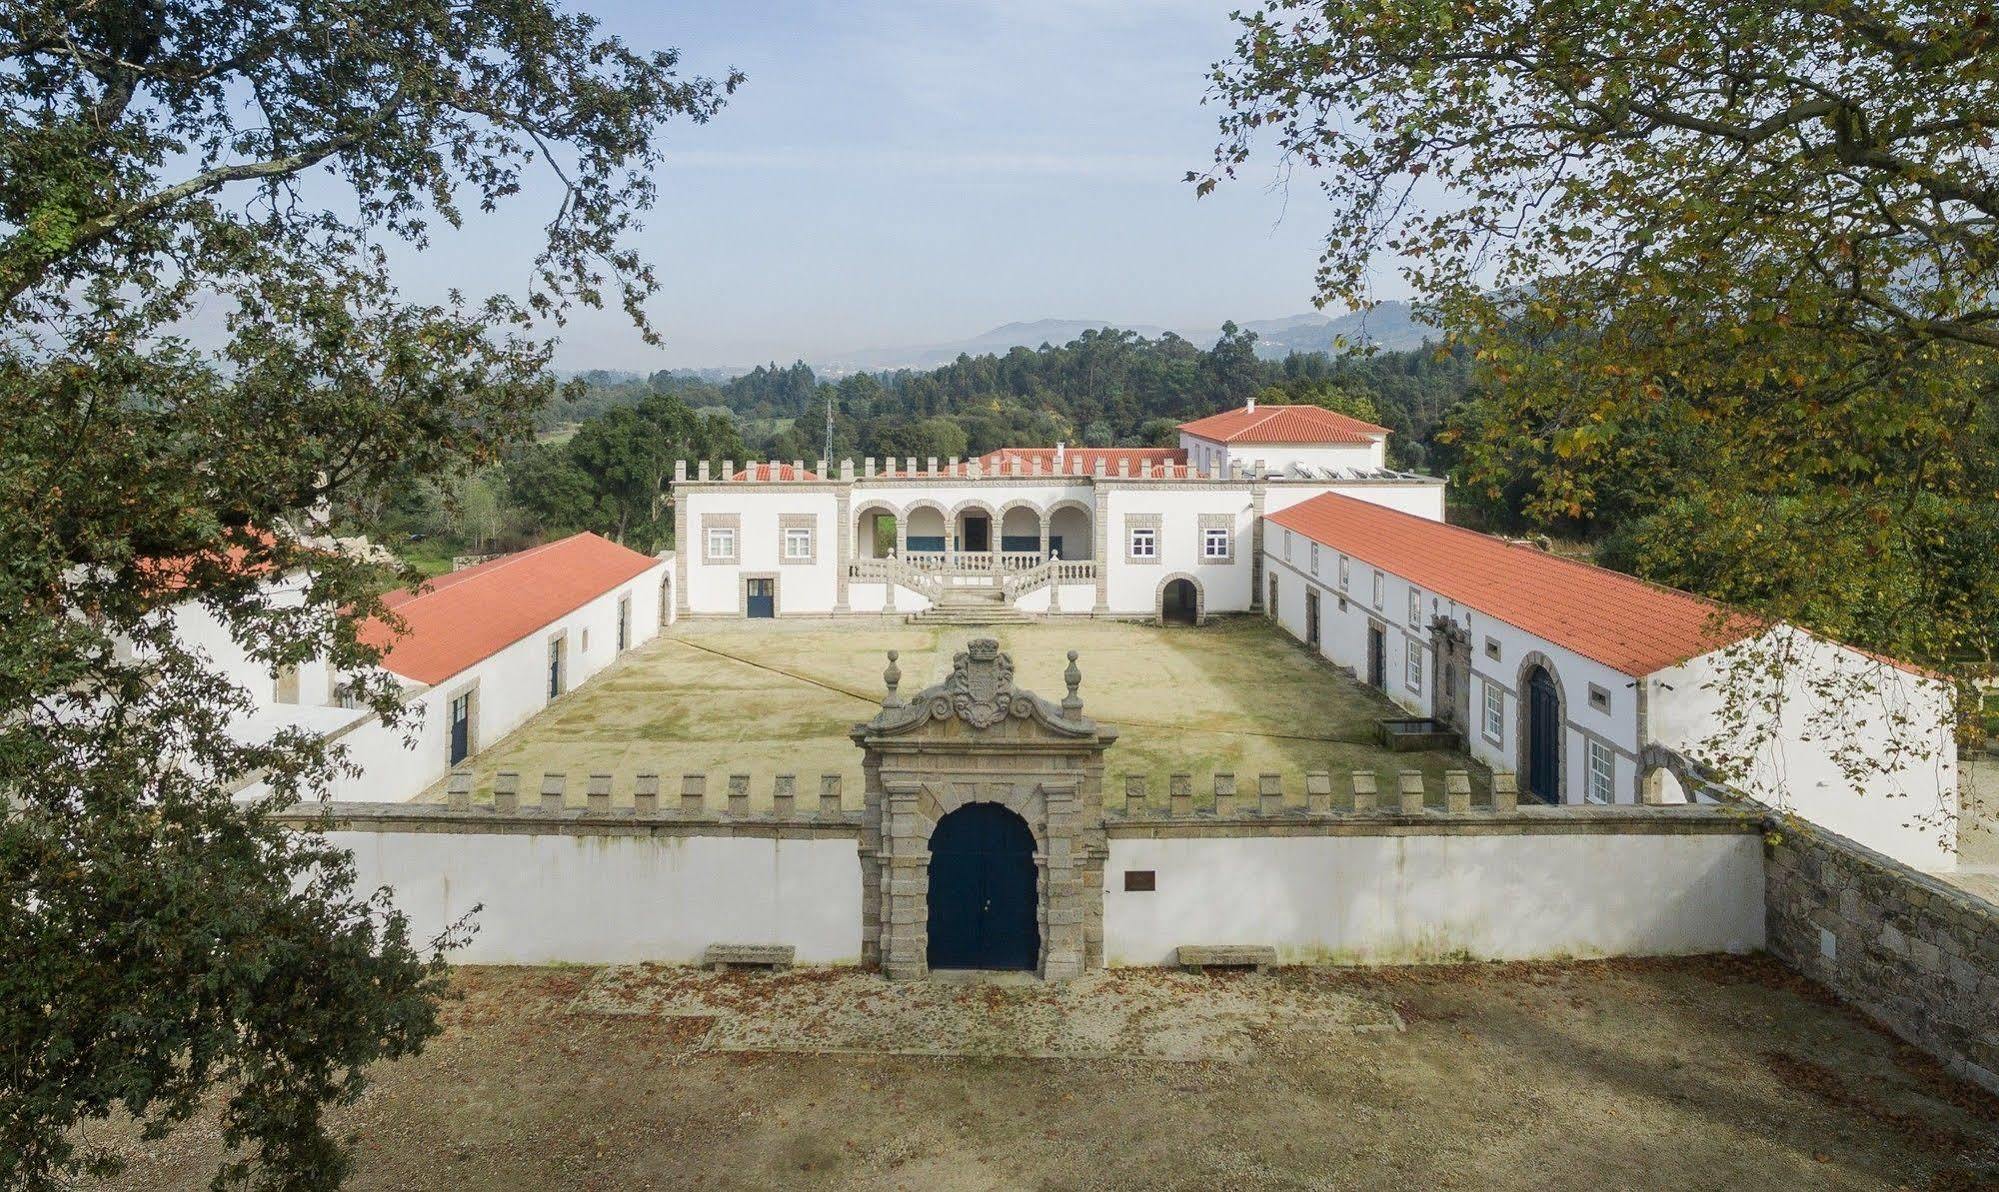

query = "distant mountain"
[815,303,1435,374]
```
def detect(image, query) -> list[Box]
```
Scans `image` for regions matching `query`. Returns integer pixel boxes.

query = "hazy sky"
[393,2,1400,370]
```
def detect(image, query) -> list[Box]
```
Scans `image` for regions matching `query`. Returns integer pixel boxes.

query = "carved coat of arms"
[943,639,1016,728]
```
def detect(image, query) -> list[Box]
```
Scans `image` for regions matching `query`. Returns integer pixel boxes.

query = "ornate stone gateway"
[853,638,1117,980]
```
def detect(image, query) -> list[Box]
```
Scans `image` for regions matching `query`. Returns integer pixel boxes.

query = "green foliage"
[1201,0,1999,751]
[0,1,735,1185]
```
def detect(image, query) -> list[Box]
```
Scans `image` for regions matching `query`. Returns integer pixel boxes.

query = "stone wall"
[1764,818,1999,1093]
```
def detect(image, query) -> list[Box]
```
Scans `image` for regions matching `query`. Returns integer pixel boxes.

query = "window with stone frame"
[1372,569,1384,610]
[778,514,817,564]
[1198,513,1233,563]
[1124,513,1162,563]
[1587,738,1615,804]
[702,513,740,563]
[1483,680,1504,743]
[1310,542,1320,575]
[1283,528,1293,560]
[1407,585,1422,626]
[1406,638,1423,693]
[1338,554,1350,591]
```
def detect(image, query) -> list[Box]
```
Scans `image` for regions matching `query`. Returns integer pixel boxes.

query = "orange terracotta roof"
[731,463,819,480]
[1178,404,1388,445]
[361,532,660,685]
[976,447,1187,474]
[1267,493,1760,676]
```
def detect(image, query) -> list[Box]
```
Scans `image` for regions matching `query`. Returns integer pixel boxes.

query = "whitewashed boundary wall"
[303,804,864,966]
[1104,812,1765,966]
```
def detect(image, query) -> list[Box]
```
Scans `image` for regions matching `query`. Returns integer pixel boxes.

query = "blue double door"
[926,804,1039,971]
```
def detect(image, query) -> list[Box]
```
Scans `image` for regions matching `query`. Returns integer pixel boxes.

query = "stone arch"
[1639,743,1713,805]
[1155,572,1206,626]
[852,499,899,560]
[996,499,1044,555]
[1045,499,1093,562]
[1515,651,1568,804]
[901,500,948,555]
[946,498,999,556]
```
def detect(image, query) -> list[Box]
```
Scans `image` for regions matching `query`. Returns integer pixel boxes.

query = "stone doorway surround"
[852,638,1118,980]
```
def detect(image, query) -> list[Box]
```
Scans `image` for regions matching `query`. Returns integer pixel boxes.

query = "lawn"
[425,617,1488,810]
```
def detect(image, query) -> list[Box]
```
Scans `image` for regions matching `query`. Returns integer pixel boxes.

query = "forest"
[365,324,1473,567]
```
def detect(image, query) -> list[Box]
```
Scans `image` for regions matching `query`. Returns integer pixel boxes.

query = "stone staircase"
[907,588,1033,626]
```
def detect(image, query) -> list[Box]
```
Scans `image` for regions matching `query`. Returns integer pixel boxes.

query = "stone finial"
[1445,770,1472,814]
[587,772,612,814]
[673,459,687,482]
[494,771,519,814]
[883,650,906,708]
[1492,772,1519,813]
[1062,650,1083,716]
[1258,773,1284,815]
[634,772,660,815]
[1351,771,1378,814]
[540,772,566,813]
[697,460,711,481]
[680,773,706,814]
[446,769,472,811]
[926,456,938,474]
[727,773,750,816]
[864,457,877,477]
[1398,770,1425,814]
[1124,775,1148,817]
[819,773,842,813]
[1214,773,1237,817]
[774,773,797,817]
[1306,770,1333,814]
[722,459,734,480]
[1170,773,1193,817]
[841,459,855,480]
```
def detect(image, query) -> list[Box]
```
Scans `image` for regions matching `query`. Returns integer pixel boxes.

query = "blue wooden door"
[1527,666,1561,803]
[746,578,775,618]
[927,804,1038,971]
[448,693,470,765]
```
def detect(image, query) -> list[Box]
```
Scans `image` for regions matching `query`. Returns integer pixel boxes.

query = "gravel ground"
[76,956,1999,1190]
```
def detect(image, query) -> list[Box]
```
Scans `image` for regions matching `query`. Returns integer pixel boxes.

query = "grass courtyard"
[426,617,1487,810]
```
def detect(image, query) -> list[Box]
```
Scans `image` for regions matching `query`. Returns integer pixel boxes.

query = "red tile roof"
[1267,493,1760,676]
[731,463,819,481]
[1178,404,1388,445]
[977,447,1187,474]
[361,532,661,685]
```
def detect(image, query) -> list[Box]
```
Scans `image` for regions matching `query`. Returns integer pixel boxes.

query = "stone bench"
[1175,945,1277,974]
[703,944,796,973]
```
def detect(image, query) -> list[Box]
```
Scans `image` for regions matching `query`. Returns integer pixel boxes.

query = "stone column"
[1249,478,1267,613]
[1092,487,1110,614]
[834,483,852,613]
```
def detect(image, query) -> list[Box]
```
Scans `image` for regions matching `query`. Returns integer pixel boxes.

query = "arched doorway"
[927,803,1038,971]
[1159,577,1200,625]
[1524,664,1562,803]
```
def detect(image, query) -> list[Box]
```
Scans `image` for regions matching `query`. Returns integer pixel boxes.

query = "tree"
[0,2,737,1185]
[1200,1,1997,786]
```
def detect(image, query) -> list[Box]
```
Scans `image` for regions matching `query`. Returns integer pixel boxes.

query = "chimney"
[1055,441,1066,467]
[1246,393,1256,413]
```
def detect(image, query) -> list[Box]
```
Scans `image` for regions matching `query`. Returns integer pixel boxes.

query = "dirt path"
[79,957,1999,1190]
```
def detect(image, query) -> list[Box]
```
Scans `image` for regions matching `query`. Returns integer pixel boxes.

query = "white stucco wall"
[1180,433,1387,473]
[1262,538,1644,804]
[332,828,863,964]
[683,488,842,615]
[1099,485,1258,615]
[238,557,669,803]
[1103,831,1765,966]
[1263,480,1445,522]
[1648,627,1960,871]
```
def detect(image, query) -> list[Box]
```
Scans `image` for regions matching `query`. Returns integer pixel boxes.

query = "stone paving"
[572,965,1401,1062]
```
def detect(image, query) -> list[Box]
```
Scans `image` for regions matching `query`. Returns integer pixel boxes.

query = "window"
[1129,526,1157,559]
[547,636,566,701]
[1338,555,1350,591]
[706,526,736,560]
[1124,514,1162,564]
[1406,639,1424,693]
[1310,542,1320,575]
[617,596,630,651]
[1483,681,1504,741]
[581,628,591,653]
[1372,570,1384,610]
[1284,529,1293,560]
[1587,739,1615,804]
[1588,683,1611,713]
[783,526,813,559]
[1408,586,1422,626]
[1202,527,1230,559]
[1484,636,1502,661]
